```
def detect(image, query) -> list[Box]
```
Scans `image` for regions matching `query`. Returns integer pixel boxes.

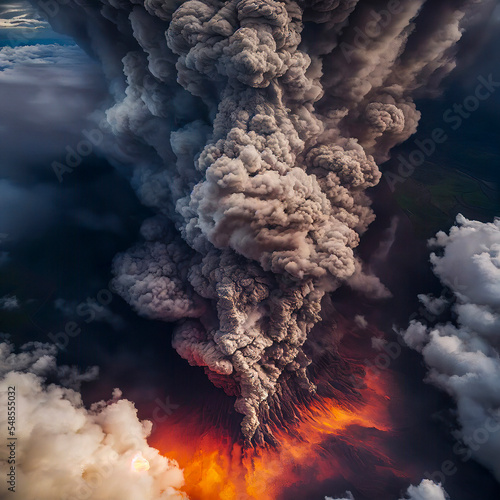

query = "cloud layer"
[402,215,500,481]
[0,342,187,500]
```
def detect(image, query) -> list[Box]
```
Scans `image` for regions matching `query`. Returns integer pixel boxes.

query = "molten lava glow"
[131,452,150,472]
[152,369,402,500]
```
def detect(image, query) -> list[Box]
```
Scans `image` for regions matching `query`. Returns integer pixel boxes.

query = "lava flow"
[151,354,405,500]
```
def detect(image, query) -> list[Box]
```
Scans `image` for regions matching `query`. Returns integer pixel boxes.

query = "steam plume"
[33,0,494,440]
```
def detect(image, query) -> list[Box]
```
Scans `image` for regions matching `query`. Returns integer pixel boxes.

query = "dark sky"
[1,2,500,500]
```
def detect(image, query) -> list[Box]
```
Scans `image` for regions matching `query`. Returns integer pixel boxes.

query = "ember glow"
[152,323,404,499]
[153,386,397,499]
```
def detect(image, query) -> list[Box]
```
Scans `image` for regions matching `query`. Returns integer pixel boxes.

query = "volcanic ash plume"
[401,215,500,481]
[0,342,187,500]
[35,0,493,439]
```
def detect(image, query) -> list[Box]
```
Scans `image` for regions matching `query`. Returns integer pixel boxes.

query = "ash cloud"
[401,215,500,482]
[0,342,187,500]
[32,0,495,440]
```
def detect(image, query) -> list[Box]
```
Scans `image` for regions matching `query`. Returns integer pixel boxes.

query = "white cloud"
[417,294,448,316]
[0,342,187,499]
[428,214,500,307]
[400,480,448,500]
[401,215,500,481]
[326,480,449,500]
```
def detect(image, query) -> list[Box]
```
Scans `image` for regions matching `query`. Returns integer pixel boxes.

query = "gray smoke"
[33,0,494,440]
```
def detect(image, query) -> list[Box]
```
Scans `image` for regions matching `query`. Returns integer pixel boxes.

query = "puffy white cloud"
[400,480,448,500]
[0,342,187,500]
[326,480,449,500]
[401,215,500,481]
[428,215,500,308]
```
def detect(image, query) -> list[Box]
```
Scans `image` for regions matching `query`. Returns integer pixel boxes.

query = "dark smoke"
[33,0,495,441]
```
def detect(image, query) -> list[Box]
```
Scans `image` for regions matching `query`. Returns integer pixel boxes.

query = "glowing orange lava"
[151,368,402,500]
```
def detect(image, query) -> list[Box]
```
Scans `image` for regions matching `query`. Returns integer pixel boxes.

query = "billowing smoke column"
[34,0,493,440]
